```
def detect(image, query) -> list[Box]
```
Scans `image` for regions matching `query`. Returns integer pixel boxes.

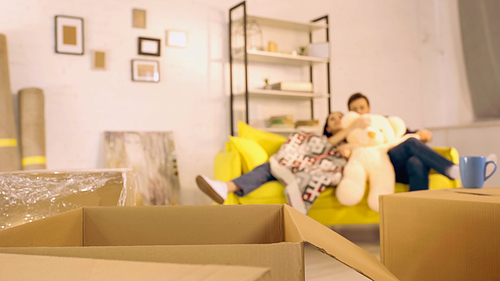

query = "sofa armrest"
[429,146,460,188]
[431,146,459,164]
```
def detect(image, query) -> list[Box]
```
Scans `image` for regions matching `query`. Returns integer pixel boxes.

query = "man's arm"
[405,128,432,143]
[415,129,432,142]
[327,116,371,146]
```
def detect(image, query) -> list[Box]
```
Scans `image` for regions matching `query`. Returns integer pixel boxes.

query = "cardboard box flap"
[0,244,299,281]
[0,253,271,281]
[0,208,83,247]
[445,187,500,196]
[390,188,500,203]
[284,205,399,281]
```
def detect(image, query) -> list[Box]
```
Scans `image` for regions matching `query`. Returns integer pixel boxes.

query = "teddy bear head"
[341,112,406,146]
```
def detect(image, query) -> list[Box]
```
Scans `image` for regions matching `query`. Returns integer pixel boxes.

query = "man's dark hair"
[347,92,370,110]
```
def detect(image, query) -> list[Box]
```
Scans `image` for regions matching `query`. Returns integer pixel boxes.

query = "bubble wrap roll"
[0,169,138,230]
[19,88,46,170]
[0,34,20,172]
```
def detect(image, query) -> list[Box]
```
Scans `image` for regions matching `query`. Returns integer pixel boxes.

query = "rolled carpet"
[19,88,46,170]
[0,34,21,172]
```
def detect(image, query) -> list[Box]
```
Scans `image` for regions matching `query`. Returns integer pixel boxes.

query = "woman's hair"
[323,111,344,138]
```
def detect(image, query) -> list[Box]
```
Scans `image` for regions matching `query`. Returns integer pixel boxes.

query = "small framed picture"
[138,37,161,56]
[166,30,187,48]
[55,15,84,55]
[131,59,159,82]
[92,51,106,70]
[132,9,146,28]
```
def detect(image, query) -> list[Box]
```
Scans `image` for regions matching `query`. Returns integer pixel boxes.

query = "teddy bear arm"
[336,159,367,207]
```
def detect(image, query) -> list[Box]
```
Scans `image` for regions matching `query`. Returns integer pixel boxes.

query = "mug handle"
[484,161,497,181]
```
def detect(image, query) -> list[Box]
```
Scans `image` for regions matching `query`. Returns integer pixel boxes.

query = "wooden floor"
[305,224,380,280]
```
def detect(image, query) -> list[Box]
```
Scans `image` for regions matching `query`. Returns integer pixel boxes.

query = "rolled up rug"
[0,34,21,172]
[19,88,46,170]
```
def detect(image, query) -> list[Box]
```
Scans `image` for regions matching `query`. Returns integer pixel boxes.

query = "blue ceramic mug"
[459,156,497,188]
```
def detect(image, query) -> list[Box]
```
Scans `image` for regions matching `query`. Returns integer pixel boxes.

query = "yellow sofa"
[214,123,460,226]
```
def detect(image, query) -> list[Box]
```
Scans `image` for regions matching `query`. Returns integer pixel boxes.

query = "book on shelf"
[267,115,294,129]
[269,115,294,121]
[270,119,294,125]
[295,119,319,128]
[270,82,313,92]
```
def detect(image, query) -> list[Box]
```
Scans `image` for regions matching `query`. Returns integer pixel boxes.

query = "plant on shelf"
[299,46,307,56]
[263,78,271,89]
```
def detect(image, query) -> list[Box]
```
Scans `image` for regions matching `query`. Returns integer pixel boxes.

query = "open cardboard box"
[380,187,500,281]
[0,205,398,280]
[0,205,397,281]
[0,252,271,281]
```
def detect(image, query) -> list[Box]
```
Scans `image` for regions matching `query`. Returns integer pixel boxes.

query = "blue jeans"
[388,138,454,191]
[232,162,275,196]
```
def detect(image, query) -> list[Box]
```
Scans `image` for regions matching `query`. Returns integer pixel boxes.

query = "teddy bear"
[335,112,417,212]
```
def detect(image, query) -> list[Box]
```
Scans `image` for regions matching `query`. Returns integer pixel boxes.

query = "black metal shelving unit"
[229,1,331,136]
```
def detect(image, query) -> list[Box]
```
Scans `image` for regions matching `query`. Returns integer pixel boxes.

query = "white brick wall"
[0,0,228,205]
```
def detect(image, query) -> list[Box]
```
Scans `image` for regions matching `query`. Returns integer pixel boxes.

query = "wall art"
[132,9,146,28]
[166,30,187,48]
[131,59,159,82]
[92,51,106,70]
[55,15,84,55]
[138,37,161,56]
[104,131,180,205]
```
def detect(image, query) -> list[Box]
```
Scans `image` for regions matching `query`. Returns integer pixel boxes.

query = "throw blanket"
[270,130,347,214]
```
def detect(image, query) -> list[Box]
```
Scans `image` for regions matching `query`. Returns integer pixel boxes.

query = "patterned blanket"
[270,130,347,214]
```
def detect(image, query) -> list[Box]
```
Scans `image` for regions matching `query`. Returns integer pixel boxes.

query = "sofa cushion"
[213,150,241,182]
[238,181,287,205]
[229,136,268,173]
[238,122,286,156]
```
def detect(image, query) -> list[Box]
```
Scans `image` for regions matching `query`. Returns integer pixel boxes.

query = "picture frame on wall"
[92,51,106,70]
[166,30,187,48]
[55,15,84,55]
[132,9,146,28]
[138,37,161,56]
[131,59,159,82]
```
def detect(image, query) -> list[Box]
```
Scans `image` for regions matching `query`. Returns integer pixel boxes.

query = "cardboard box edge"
[284,205,399,281]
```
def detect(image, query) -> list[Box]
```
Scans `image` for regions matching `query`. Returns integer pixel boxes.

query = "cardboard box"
[0,252,271,281]
[0,169,137,230]
[380,187,500,281]
[0,205,398,281]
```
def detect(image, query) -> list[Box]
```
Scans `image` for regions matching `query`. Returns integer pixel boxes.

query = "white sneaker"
[446,165,460,180]
[195,175,228,204]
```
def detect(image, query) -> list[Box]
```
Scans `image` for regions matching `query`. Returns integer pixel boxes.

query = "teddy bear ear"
[341,111,360,128]
[387,116,406,137]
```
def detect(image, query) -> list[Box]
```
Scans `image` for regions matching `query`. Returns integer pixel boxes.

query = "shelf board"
[259,126,323,134]
[234,89,328,99]
[233,50,329,66]
[233,15,328,32]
